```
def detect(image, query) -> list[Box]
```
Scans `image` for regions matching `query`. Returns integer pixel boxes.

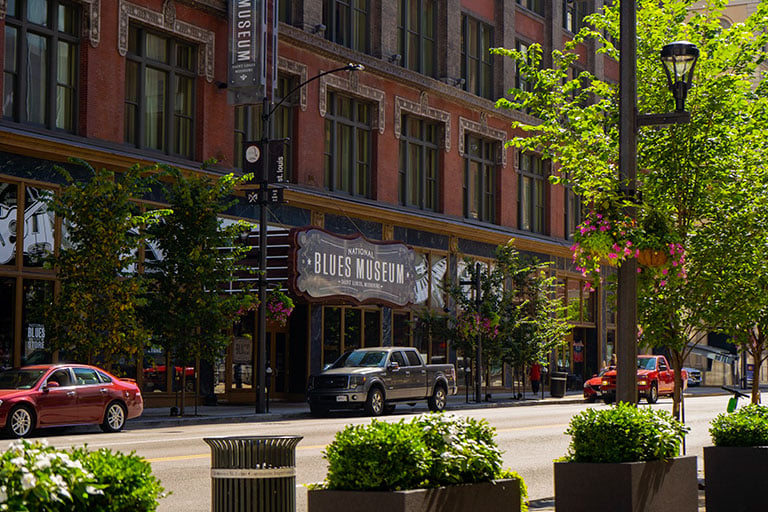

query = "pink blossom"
[660,280,667,287]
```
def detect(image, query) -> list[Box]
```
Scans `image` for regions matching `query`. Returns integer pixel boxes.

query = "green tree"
[143,166,252,414]
[44,160,160,370]
[493,0,768,417]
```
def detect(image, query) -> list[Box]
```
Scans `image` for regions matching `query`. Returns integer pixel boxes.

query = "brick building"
[0,0,620,405]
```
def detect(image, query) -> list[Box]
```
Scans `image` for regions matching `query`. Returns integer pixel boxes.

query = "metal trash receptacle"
[204,435,303,512]
[550,371,567,398]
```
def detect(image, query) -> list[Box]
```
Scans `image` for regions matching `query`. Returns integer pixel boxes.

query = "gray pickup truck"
[306,347,458,416]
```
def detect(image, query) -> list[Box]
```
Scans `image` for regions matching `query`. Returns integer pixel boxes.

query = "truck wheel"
[586,394,597,403]
[428,385,447,412]
[602,393,614,405]
[646,383,659,404]
[365,388,385,416]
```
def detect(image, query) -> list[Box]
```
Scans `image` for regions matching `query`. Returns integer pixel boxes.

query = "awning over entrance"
[687,343,738,364]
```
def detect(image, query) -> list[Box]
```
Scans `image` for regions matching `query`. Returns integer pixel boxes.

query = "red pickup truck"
[600,355,687,404]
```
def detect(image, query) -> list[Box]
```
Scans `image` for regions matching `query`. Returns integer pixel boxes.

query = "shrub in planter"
[0,440,166,512]
[705,405,768,512]
[555,403,696,512]
[310,413,527,512]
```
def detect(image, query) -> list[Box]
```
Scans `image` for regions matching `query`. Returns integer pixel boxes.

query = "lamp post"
[250,63,364,413]
[616,3,698,405]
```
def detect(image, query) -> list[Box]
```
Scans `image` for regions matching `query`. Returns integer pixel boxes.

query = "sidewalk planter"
[554,456,697,512]
[308,478,521,512]
[704,446,768,512]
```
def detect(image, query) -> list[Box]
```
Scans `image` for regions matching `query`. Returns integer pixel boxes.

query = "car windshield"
[637,358,656,370]
[0,369,47,390]
[330,350,388,369]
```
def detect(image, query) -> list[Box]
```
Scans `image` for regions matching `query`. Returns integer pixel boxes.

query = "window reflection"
[23,187,54,267]
[0,183,19,266]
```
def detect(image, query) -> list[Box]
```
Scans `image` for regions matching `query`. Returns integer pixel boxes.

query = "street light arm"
[264,63,364,120]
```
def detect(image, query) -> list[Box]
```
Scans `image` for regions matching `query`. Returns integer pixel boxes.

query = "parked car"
[600,355,687,404]
[583,366,614,402]
[682,367,702,386]
[0,364,144,438]
[306,347,457,416]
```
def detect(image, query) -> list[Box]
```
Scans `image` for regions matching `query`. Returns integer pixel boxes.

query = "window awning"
[687,343,738,364]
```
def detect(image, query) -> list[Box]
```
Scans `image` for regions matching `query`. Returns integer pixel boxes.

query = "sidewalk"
[131,385,729,429]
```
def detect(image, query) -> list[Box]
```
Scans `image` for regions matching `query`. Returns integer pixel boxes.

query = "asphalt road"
[24,394,729,512]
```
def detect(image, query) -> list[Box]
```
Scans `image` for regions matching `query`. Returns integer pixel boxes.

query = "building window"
[515,40,533,93]
[519,151,546,234]
[278,0,292,24]
[563,0,590,33]
[3,0,79,131]
[565,183,582,240]
[463,135,497,223]
[399,116,439,211]
[124,25,197,159]
[461,16,493,100]
[322,306,380,365]
[324,0,369,53]
[324,92,372,198]
[517,0,545,17]
[234,75,296,178]
[397,0,436,77]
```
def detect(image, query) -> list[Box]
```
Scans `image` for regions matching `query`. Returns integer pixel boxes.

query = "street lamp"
[251,62,364,414]
[617,5,697,405]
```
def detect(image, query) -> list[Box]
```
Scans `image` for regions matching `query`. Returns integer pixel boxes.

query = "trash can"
[550,371,567,398]
[204,435,303,512]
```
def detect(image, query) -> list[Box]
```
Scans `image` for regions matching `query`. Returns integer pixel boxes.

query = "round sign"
[245,145,261,163]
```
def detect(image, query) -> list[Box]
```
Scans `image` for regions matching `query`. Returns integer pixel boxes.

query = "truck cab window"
[405,350,422,366]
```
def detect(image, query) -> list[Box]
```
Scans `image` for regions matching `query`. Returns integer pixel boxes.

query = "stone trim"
[0,0,101,47]
[118,0,215,82]
[319,73,386,134]
[394,93,451,152]
[278,57,308,111]
[458,114,508,167]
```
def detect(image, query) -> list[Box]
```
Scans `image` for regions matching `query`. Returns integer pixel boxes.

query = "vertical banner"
[228,0,267,105]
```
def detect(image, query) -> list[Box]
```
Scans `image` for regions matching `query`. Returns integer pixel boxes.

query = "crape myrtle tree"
[492,0,768,418]
[44,159,163,370]
[143,166,253,415]
[429,241,568,398]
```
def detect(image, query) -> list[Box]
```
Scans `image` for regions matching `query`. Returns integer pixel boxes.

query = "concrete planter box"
[704,445,768,512]
[308,478,521,512]
[554,456,697,512]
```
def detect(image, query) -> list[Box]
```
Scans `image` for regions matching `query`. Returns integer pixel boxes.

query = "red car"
[0,364,144,438]
[583,367,613,402]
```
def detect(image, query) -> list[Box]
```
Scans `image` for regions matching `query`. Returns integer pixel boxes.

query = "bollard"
[204,435,303,512]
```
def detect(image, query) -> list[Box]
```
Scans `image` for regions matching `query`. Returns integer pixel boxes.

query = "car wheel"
[428,385,447,412]
[100,401,127,433]
[646,383,659,404]
[586,394,597,403]
[365,387,385,416]
[6,405,35,438]
[602,394,614,405]
[309,404,329,417]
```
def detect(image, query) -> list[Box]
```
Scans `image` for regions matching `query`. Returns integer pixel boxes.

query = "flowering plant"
[455,310,500,340]
[0,439,102,511]
[266,289,295,326]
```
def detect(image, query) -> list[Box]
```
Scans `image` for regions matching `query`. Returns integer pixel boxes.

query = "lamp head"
[346,63,365,72]
[660,41,699,112]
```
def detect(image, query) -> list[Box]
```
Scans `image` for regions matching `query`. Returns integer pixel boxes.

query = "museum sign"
[289,228,417,307]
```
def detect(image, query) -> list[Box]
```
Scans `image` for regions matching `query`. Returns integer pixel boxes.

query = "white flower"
[85,485,104,496]
[0,485,6,503]
[33,453,53,470]
[9,456,25,467]
[21,473,37,491]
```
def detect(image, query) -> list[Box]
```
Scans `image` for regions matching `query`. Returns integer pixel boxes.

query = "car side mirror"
[388,362,399,372]
[45,381,60,390]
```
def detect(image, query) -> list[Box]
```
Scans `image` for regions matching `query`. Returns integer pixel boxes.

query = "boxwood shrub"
[319,413,527,508]
[709,404,768,447]
[564,402,689,463]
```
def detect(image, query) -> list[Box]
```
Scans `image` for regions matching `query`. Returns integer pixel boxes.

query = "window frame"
[124,24,197,159]
[399,115,440,211]
[324,0,370,53]
[461,15,494,100]
[518,151,547,234]
[463,134,498,223]
[323,92,373,198]
[3,0,80,132]
[397,0,437,77]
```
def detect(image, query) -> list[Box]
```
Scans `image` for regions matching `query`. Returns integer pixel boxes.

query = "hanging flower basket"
[266,289,295,327]
[637,248,668,267]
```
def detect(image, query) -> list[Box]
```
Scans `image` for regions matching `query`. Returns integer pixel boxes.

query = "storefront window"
[22,187,55,267]
[393,311,411,345]
[323,306,341,365]
[344,308,362,350]
[0,183,19,266]
[363,310,380,347]
[567,279,581,322]
[0,277,14,368]
[143,345,167,392]
[231,315,253,390]
[21,279,53,365]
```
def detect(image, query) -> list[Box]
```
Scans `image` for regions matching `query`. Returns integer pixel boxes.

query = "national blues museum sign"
[289,228,417,307]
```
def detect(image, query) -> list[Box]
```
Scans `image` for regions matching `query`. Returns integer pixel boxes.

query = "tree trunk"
[669,350,685,421]
[751,347,762,405]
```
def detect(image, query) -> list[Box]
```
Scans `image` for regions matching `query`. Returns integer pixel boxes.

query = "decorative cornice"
[458,115,509,167]
[118,0,215,82]
[393,93,451,152]
[278,57,308,111]
[318,72,386,134]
